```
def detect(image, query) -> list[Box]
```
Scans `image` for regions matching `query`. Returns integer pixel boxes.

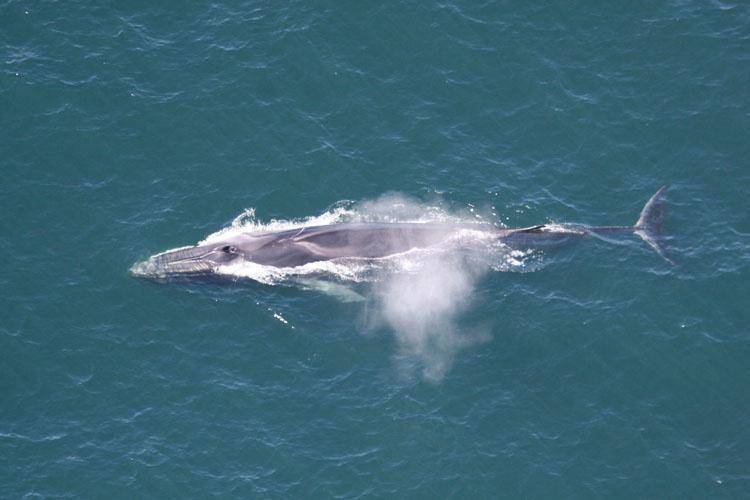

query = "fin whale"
[130,187,672,281]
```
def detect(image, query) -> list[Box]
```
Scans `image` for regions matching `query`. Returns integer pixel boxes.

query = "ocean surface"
[2,1,749,497]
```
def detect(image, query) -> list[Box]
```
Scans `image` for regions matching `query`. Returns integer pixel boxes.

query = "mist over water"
[338,195,499,380]
[368,253,491,381]
[198,193,532,380]
[137,193,533,379]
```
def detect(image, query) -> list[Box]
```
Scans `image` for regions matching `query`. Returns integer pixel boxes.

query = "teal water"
[2,1,750,497]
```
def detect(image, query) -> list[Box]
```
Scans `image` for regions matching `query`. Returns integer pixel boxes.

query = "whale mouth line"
[130,248,218,281]
[129,260,215,278]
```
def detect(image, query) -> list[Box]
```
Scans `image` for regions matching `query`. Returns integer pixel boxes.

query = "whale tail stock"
[634,185,675,265]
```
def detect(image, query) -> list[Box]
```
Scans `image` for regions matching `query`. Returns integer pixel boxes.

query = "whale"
[130,186,672,282]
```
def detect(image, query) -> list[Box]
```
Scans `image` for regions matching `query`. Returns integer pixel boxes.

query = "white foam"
[195,194,538,285]
[154,194,543,381]
[210,228,534,285]
[215,258,374,285]
[199,204,356,245]
[199,193,481,247]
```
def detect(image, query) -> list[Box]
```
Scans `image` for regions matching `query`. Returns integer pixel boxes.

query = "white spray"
[186,193,538,380]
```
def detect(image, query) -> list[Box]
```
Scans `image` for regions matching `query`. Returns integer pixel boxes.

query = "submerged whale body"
[130,187,672,282]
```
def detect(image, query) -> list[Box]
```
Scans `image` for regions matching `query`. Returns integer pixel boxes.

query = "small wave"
[199,204,356,245]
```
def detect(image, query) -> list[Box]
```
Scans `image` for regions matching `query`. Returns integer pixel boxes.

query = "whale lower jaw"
[129,257,216,282]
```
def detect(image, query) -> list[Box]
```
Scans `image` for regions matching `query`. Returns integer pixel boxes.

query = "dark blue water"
[2,1,749,497]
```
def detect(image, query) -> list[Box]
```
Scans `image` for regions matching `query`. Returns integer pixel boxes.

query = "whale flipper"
[294,278,366,302]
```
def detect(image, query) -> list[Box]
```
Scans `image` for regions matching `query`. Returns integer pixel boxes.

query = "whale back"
[236,223,470,266]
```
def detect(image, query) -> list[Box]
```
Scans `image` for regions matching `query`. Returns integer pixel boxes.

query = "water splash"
[153,194,542,380]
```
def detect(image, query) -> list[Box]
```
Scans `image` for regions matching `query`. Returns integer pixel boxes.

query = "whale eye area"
[221,245,236,254]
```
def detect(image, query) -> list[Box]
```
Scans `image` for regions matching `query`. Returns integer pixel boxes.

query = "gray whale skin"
[131,187,671,281]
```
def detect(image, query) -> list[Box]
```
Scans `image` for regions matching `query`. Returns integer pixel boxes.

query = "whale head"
[130,242,243,282]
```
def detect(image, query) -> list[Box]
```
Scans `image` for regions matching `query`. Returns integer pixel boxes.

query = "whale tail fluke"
[634,185,675,265]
